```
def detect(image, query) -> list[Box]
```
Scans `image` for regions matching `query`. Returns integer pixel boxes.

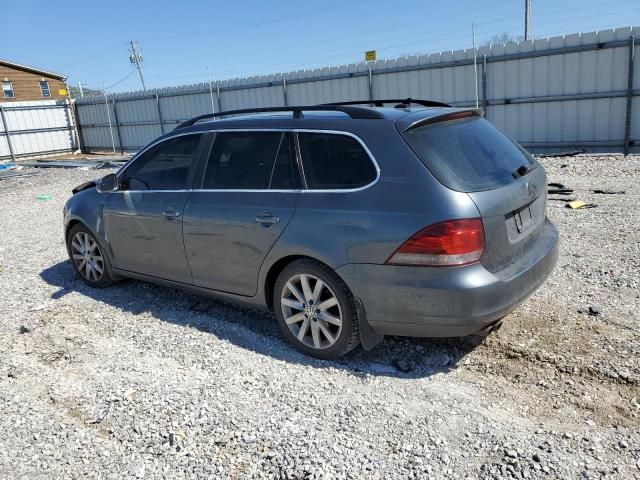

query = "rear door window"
[298,133,377,190]
[121,134,203,190]
[402,117,536,192]
[203,132,300,190]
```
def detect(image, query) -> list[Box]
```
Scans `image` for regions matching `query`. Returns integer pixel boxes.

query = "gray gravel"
[0,154,638,479]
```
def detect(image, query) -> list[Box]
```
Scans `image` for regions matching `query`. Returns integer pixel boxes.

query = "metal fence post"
[368,66,374,103]
[73,102,86,153]
[111,99,124,154]
[155,94,165,134]
[207,67,216,116]
[104,92,116,153]
[63,83,82,153]
[624,36,635,156]
[0,106,16,162]
[282,77,288,106]
[63,99,81,152]
[482,54,488,112]
[216,84,222,114]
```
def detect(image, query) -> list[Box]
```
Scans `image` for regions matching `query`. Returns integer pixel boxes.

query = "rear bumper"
[336,219,559,337]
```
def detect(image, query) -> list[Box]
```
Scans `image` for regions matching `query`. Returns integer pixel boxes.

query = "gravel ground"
[0,154,638,479]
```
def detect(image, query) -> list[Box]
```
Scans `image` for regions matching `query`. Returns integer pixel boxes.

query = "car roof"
[177,106,471,135]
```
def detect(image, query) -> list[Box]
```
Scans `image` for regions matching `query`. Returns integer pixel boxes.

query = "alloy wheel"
[70,231,104,282]
[280,273,343,349]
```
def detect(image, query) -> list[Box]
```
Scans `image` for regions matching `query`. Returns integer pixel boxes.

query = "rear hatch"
[400,111,547,273]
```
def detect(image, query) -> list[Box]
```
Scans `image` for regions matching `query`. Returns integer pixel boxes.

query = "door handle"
[255,212,280,225]
[163,208,181,219]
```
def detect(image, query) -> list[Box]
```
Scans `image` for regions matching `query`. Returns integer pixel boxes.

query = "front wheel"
[273,259,360,360]
[66,224,116,288]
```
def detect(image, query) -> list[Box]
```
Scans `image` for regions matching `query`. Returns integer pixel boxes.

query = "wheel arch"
[65,219,83,240]
[263,254,349,310]
[65,217,116,267]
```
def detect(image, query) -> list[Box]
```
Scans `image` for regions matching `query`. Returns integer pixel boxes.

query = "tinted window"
[203,132,300,190]
[269,134,301,189]
[298,133,376,189]
[122,134,202,190]
[402,117,536,192]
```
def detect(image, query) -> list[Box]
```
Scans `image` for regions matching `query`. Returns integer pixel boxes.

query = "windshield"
[402,117,536,192]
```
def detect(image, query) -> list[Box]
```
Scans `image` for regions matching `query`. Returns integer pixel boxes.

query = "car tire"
[273,259,360,360]
[66,223,116,288]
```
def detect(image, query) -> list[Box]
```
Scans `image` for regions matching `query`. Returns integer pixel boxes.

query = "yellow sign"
[59,88,68,96]
[365,50,376,62]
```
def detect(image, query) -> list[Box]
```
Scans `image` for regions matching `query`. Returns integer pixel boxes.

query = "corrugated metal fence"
[0,100,79,161]
[75,26,639,154]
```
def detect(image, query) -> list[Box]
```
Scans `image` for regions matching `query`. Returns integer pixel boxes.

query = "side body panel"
[102,191,193,283]
[183,191,301,296]
[256,123,481,299]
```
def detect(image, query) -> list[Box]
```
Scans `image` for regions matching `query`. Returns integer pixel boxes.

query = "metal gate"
[0,100,79,162]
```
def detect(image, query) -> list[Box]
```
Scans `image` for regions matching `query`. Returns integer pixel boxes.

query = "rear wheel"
[274,259,359,360]
[66,224,116,288]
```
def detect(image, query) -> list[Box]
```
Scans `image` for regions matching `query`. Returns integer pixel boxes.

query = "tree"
[68,85,101,99]
[482,33,524,47]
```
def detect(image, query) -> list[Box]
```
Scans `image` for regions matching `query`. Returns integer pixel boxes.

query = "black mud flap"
[355,298,384,351]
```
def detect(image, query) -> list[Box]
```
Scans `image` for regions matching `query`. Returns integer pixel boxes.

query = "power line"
[91,69,137,92]
[80,2,640,92]
[61,42,126,69]
[137,2,345,43]
[143,5,638,80]
[58,3,344,70]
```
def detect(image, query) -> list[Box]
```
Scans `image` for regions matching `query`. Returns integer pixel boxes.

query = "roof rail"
[176,105,385,129]
[324,98,452,108]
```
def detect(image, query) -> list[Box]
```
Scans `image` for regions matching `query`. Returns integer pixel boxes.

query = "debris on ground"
[20,159,125,170]
[592,189,626,195]
[36,194,53,201]
[566,200,597,209]
[0,171,39,181]
[588,305,602,316]
[547,182,574,195]
[537,148,586,158]
[548,188,574,195]
[0,154,638,479]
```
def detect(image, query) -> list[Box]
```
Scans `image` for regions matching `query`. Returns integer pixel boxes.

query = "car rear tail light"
[386,218,485,266]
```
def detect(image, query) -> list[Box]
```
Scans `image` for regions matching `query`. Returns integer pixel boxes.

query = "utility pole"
[524,0,531,41]
[129,41,147,91]
[77,81,84,98]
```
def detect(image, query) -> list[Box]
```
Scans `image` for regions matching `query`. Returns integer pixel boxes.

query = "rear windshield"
[402,117,536,192]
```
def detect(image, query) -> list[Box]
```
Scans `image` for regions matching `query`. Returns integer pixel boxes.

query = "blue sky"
[3,0,639,93]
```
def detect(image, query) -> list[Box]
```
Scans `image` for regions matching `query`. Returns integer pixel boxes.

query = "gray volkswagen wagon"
[63,99,559,359]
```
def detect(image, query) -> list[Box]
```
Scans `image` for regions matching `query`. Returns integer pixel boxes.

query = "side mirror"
[97,173,119,193]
